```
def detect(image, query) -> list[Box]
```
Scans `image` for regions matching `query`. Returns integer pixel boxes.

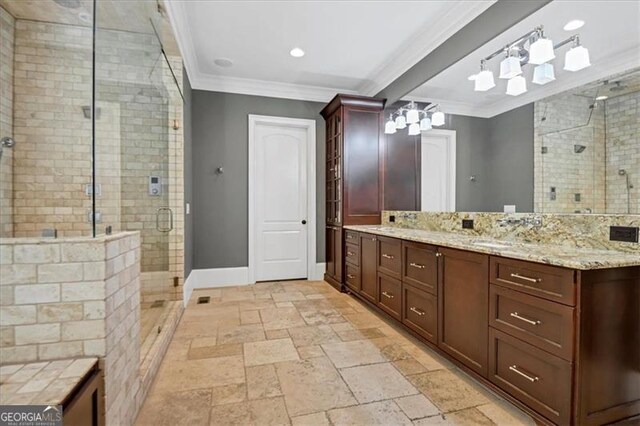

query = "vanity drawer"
[489,328,572,425]
[490,257,576,306]
[402,241,438,295]
[490,285,575,361]
[345,243,360,267]
[378,273,402,320]
[377,236,402,279]
[345,230,359,246]
[345,264,361,292]
[402,283,437,344]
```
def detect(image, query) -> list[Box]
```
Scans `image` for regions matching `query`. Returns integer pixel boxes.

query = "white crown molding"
[191,73,357,103]
[358,1,497,97]
[411,49,640,118]
[163,0,199,83]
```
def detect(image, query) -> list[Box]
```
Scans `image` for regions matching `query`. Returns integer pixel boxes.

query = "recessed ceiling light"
[214,58,234,68]
[290,48,305,58]
[595,95,608,100]
[468,74,477,81]
[563,20,584,31]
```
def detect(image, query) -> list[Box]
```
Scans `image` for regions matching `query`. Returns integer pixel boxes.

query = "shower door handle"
[156,208,173,233]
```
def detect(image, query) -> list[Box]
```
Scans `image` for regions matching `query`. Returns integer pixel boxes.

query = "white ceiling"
[165,0,495,102]
[408,0,640,117]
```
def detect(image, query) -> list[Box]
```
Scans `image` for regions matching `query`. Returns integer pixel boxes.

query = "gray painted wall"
[425,103,534,212]
[191,90,325,270]
[183,71,193,277]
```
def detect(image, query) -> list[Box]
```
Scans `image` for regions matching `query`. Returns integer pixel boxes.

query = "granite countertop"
[0,358,98,406]
[344,225,640,270]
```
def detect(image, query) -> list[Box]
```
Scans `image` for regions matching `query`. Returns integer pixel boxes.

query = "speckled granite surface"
[345,225,640,270]
[383,212,640,253]
[0,358,98,406]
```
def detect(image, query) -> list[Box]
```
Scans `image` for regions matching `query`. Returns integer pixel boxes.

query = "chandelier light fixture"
[384,101,446,135]
[468,25,591,96]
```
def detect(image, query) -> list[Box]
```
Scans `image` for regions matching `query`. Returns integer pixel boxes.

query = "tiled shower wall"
[606,90,639,214]
[0,7,14,238]
[4,16,184,301]
[534,92,606,213]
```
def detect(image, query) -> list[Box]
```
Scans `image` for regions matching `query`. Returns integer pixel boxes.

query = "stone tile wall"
[0,231,143,425]
[0,7,14,238]
[605,90,639,214]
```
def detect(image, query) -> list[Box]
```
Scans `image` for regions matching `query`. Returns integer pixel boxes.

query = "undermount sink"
[471,239,513,249]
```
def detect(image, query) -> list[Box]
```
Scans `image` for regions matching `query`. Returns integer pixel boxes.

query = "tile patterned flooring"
[135,280,535,426]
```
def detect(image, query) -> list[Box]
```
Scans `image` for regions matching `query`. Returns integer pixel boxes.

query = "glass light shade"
[564,46,590,71]
[506,75,527,96]
[420,117,432,131]
[395,115,406,129]
[408,123,420,136]
[474,69,495,91]
[384,118,396,134]
[532,63,555,85]
[528,38,555,65]
[431,111,445,126]
[406,108,420,124]
[499,56,522,79]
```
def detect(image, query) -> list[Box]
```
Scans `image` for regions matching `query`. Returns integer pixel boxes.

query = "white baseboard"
[184,264,326,305]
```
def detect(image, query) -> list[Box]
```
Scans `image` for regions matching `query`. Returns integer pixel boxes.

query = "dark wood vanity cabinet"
[438,248,489,377]
[340,229,640,425]
[320,94,385,289]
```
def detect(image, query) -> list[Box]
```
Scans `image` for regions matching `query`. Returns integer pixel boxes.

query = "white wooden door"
[254,121,308,281]
[421,130,456,212]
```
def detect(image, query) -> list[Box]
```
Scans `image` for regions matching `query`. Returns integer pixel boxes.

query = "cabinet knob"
[435,253,442,257]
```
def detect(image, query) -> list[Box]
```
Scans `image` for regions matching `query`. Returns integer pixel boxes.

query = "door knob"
[302,220,307,225]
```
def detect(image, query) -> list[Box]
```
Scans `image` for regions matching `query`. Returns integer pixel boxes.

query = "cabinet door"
[360,233,377,303]
[439,248,489,377]
[326,226,335,278]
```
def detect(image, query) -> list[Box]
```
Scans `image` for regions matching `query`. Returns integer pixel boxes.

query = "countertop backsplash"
[383,211,640,253]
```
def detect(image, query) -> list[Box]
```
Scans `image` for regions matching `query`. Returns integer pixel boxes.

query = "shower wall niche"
[534,68,640,214]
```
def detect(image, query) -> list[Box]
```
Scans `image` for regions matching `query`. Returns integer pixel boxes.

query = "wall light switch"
[503,205,516,213]
[185,202,190,215]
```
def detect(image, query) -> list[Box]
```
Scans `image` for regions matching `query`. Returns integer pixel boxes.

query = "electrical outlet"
[462,219,474,229]
[389,215,396,223]
[610,226,639,243]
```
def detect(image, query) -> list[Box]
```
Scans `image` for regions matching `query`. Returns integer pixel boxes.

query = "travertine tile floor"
[135,280,534,426]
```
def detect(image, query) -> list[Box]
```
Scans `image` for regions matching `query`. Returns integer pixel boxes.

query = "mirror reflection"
[389,1,639,214]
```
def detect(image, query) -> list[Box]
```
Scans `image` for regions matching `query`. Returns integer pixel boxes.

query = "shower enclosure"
[0,0,184,370]
[534,68,640,214]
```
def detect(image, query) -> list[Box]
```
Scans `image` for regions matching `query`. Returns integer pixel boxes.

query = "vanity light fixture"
[474,60,495,92]
[499,48,523,79]
[384,102,446,135]
[532,63,555,85]
[469,25,591,96]
[564,36,590,71]
[506,75,527,96]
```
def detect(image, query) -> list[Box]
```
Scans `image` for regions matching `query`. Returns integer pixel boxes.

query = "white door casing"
[248,115,316,283]
[421,129,456,212]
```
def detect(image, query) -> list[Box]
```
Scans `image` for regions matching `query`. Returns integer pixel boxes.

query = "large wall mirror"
[384,1,639,215]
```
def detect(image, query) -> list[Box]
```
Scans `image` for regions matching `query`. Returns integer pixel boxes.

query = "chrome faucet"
[496,216,543,228]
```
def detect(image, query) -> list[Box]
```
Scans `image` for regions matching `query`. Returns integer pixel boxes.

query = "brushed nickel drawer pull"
[410,307,425,316]
[382,254,394,259]
[347,251,356,256]
[510,312,541,326]
[409,262,425,269]
[347,274,355,279]
[382,291,394,299]
[509,365,539,382]
[346,235,354,239]
[510,273,542,283]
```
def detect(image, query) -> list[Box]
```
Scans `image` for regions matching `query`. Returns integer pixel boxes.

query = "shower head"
[574,144,587,153]
[610,81,628,92]
[0,136,15,160]
[619,169,627,176]
[53,0,81,8]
